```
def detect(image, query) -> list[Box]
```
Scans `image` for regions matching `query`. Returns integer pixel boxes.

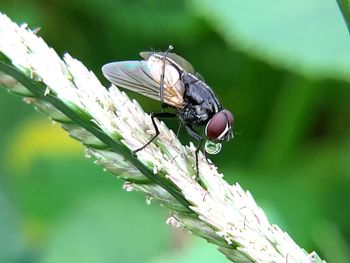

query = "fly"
[102,46,234,178]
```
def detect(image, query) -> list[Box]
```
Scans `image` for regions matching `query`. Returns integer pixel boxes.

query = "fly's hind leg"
[134,112,176,153]
[160,45,173,109]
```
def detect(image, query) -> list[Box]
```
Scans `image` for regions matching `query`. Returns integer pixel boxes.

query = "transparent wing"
[102,59,185,108]
[140,51,195,74]
[102,61,161,101]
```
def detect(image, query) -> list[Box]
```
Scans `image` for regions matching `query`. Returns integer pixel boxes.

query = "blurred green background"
[0,0,350,262]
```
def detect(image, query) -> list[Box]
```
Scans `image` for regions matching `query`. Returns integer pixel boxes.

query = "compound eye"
[205,112,229,140]
[222,110,234,126]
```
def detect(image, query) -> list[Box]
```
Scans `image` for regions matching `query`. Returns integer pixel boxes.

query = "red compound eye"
[205,110,233,140]
[222,110,234,125]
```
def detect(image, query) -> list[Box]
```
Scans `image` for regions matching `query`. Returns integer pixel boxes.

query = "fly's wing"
[102,58,185,108]
[140,51,205,81]
[102,61,160,101]
[140,51,195,74]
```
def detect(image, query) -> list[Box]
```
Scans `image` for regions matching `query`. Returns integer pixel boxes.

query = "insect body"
[102,48,234,177]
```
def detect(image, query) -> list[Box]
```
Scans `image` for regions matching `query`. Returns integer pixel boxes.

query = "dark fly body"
[102,47,234,178]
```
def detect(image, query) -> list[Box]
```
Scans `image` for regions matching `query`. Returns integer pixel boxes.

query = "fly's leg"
[176,121,183,137]
[160,45,173,109]
[194,139,205,180]
[204,152,213,165]
[185,124,203,141]
[185,124,205,179]
[133,112,176,153]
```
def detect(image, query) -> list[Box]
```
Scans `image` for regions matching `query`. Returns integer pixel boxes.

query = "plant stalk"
[0,12,325,263]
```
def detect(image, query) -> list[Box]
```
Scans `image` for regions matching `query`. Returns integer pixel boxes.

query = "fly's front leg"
[194,139,205,180]
[185,124,205,179]
[159,45,173,109]
[185,124,203,141]
[204,151,213,165]
[134,112,176,153]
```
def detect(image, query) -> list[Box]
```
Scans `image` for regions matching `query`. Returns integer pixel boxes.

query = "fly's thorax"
[181,73,221,113]
[181,74,221,126]
[177,101,211,128]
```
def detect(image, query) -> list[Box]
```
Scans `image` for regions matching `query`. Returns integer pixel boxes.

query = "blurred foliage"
[190,0,350,80]
[0,0,349,262]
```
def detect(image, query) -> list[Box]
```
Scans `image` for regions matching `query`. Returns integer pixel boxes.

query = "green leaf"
[189,0,350,80]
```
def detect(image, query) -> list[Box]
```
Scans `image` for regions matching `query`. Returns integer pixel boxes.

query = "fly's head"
[205,110,234,142]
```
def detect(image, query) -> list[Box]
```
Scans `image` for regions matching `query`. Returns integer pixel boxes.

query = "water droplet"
[204,141,222,155]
